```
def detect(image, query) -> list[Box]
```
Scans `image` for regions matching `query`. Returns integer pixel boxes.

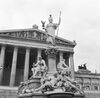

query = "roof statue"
[41,12,61,45]
[77,63,91,74]
[46,12,61,37]
[78,63,87,70]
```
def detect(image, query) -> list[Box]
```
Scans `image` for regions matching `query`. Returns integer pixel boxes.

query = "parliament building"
[0,18,99,98]
[0,25,76,88]
[75,65,100,91]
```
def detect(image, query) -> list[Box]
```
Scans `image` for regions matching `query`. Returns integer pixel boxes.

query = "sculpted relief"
[0,30,47,42]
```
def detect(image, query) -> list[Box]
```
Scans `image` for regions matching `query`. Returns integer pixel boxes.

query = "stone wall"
[0,86,18,98]
[85,91,100,98]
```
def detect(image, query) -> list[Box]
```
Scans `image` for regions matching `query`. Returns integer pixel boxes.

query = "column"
[24,48,30,81]
[99,79,100,91]
[90,78,92,90]
[10,47,18,86]
[59,51,63,61]
[69,53,75,79]
[0,45,6,84]
[81,78,84,90]
[37,49,41,61]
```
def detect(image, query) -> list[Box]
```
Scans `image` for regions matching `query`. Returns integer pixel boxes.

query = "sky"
[0,0,100,73]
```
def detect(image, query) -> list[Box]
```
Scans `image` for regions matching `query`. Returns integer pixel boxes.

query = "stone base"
[19,92,84,98]
[18,77,41,96]
[48,92,74,98]
[0,87,85,98]
[0,86,18,98]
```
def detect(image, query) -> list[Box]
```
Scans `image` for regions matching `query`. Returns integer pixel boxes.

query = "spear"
[56,11,61,36]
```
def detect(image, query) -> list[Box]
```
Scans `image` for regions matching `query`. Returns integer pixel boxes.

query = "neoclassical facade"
[0,26,76,87]
[75,66,100,91]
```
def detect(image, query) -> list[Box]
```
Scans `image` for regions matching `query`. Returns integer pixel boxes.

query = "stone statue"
[46,14,61,37]
[78,63,87,70]
[32,72,84,94]
[45,13,61,45]
[57,59,71,76]
[34,74,58,93]
[41,21,46,30]
[31,57,47,77]
[18,71,84,96]
[83,63,87,70]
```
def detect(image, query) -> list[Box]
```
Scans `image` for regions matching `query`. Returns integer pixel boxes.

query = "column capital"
[38,48,42,50]
[26,47,30,51]
[70,52,74,55]
[59,51,63,54]
[12,46,18,50]
[1,44,6,49]
[69,52,74,56]
[14,46,18,50]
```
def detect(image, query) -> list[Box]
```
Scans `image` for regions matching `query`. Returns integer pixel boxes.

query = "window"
[94,85,98,90]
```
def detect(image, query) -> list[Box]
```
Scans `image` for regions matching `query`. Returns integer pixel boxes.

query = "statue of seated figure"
[57,59,71,76]
[31,57,47,77]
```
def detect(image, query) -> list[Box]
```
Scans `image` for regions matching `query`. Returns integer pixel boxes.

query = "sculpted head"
[61,59,65,62]
[48,14,53,23]
[39,57,42,61]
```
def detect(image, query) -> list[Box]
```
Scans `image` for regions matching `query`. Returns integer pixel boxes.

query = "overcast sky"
[0,0,100,73]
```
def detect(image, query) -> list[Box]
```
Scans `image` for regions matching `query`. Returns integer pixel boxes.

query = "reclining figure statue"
[18,58,84,96]
[33,72,84,94]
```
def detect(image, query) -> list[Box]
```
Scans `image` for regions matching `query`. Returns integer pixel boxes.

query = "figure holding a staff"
[45,11,61,45]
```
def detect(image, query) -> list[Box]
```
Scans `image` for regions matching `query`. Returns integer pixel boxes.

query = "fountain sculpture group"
[18,14,84,98]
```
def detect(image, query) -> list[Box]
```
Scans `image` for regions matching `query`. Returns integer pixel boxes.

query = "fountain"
[17,14,84,98]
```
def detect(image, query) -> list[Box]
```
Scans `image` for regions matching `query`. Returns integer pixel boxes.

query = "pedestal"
[19,93,84,98]
[47,54,57,74]
[45,47,58,75]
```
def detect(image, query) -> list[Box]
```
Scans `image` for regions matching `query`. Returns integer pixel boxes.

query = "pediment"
[0,28,76,47]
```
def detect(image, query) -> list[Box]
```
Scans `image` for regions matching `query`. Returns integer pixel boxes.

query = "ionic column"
[37,49,41,61]
[0,45,6,84]
[24,48,30,81]
[10,47,18,86]
[59,51,63,61]
[69,53,75,79]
